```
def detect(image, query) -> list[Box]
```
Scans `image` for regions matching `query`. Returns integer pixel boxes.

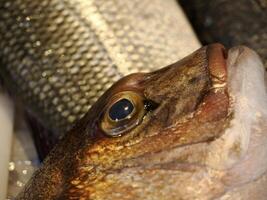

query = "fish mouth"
[203,44,267,190]
[144,44,267,177]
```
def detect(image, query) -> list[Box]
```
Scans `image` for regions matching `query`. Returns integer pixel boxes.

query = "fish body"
[16,44,267,199]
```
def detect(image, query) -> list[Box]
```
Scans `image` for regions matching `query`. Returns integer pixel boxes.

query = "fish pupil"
[109,98,134,121]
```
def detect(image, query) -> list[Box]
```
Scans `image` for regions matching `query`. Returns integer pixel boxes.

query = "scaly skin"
[17,44,266,200]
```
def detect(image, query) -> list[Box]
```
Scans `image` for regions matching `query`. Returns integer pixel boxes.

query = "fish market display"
[16,44,267,199]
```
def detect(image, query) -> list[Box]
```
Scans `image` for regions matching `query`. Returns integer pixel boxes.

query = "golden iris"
[100,91,146,137]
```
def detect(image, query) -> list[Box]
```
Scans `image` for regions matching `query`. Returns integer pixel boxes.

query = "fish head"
[17,44,267,200]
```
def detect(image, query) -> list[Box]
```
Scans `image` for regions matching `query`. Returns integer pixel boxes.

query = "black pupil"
[109,98,134,121]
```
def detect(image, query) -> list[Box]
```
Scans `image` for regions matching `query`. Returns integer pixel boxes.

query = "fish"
[16,44,267,199]
[0,0,199,159]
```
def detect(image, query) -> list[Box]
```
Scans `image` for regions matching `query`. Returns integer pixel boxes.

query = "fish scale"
[0,0,198,137]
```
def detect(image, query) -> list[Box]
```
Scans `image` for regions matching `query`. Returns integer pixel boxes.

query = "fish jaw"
[173,45,267,200]
[206,46,267,171]
[210,46,267,199]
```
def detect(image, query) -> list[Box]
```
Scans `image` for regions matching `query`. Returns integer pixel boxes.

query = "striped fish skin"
[0,0,199,138]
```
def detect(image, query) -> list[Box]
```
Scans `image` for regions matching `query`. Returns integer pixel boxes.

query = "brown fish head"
[57,43,231,199]
[17,44,267,200]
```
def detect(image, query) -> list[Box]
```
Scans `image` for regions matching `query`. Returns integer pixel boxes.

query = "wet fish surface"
[0,0,199,158]
[16,44,267,199]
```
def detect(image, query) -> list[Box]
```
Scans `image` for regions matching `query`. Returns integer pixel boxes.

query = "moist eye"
[108,98,134,121]
[101,91,158,137]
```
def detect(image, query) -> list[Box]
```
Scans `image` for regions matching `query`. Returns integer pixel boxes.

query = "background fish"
[16,44,267,199]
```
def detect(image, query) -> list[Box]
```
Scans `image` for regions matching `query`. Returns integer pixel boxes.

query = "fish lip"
[216,46,267,187]
[207,43,228,90]
[226,46,246,66]
[209,45,267,167]
[206,44,258,91]
[226,45,266,92]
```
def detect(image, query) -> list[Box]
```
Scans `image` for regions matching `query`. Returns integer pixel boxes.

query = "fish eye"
[100,91,152,137]
[108,98,135,121]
